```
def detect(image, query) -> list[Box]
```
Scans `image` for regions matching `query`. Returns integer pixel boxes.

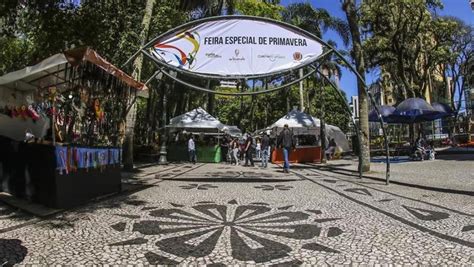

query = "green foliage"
[212,80,350,134]
[0,0,188,75]
[214,87,294,132]
[360,0,456,99]
[282,3,349,45]
[235,0,284,19]
[0,37,32,75]
[309,84,350,133]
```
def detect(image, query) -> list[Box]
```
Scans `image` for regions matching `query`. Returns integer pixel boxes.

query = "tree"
[438,18,473,116]
[236,0,283,19]
[282,3,349,114]
[123,0,156,170]
[342,0,371,172]
[360,0,468,143]
[282,3,349,45]
[360,0,451,99]
[179,0,239,17]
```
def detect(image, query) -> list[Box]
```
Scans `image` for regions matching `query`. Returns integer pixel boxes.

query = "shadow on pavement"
[161,177,301,183]
[0,239,28,265]
[434,154,474,161]
[304,164,474,196]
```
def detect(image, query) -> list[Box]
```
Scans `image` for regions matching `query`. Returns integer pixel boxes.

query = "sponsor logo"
[229,48,245,61]
[293,52,303,61]
[205,53,222,59]
[257,54,286,62]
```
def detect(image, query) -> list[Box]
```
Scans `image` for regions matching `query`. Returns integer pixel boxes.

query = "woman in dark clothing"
[244,135,254,167]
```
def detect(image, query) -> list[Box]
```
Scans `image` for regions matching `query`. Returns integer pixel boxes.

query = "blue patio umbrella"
[423,102,454,120]
[389,98,441,124]
[369,105,396,122]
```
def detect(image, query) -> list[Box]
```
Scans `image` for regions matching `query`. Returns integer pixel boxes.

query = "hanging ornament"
[19,105,28,120]
[11,107,19,118]
[48,87,57,102]
[93,99,104,122]
[27,105,40,121]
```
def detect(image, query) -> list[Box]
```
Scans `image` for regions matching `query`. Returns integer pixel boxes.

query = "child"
[427,141,436,160]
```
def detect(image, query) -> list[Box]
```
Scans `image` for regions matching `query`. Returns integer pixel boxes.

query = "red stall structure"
[263,110,350,164]
[0,48,147,208]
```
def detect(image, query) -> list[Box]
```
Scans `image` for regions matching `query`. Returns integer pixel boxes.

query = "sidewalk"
[436,146,474,154]
[318,155,474,195]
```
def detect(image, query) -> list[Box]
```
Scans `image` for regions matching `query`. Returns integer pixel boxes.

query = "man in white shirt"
[188,136,196,164]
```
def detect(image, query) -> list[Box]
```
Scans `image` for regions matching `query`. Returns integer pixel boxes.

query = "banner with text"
[151,18,324,76]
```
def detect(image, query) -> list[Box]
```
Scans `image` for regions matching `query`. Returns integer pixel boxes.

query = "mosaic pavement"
[0,163,473,265]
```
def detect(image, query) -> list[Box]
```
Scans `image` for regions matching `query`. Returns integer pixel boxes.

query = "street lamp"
[158,71,176,165]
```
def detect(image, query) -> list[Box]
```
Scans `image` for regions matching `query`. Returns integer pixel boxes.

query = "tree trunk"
[239,81,244,129]
[265,80,269,126]
[207,82,215,114]
[343,0,370,172]
[286,87,291,112]
[299,68,305,112]
[123,0,156,171]
[320,80,327,163]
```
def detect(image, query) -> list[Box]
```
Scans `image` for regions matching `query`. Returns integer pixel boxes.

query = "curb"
[307,164,474,196]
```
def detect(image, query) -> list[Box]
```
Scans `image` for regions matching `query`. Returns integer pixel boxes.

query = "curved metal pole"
[315,68,363,179]
[121,14,390,184]
[122,47,145,69]
[124,70,162,115]
[144,70,162,86]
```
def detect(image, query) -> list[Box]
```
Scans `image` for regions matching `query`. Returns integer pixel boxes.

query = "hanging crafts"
[93,98,104,122]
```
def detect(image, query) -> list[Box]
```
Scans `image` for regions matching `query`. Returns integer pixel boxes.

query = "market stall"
[0,47,147,208]
[166,107,239,163]
[264,110,350,164]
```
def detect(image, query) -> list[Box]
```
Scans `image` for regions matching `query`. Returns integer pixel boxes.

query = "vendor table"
[271,146,322,164]
[0,137,122,209]
[167,144,222,163]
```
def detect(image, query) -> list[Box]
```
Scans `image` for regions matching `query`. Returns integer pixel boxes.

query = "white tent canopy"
[268,109,320,133]
[0,48,147,93]
[325,124,351,152]
[221,125,242,137]
[167,107,226,132]
[0,53,69,92]
[263,110,350,152]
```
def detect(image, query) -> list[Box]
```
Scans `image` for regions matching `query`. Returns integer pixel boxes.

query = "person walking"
[221,135,230,164]
[260,132,270,168]
[231,138,240,165]
[325,138,337,160]
[188,135,196,164]
[239,137,246,162]
[255,138,261,160]
[244,134,255,167]
[277,124,295,173]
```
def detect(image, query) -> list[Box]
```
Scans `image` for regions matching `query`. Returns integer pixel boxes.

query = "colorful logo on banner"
[153,31,200,69]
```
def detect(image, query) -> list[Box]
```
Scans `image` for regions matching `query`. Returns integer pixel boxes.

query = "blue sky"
[280,0,474,100]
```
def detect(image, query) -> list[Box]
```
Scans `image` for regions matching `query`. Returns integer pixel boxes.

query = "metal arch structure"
[124,15,391,184]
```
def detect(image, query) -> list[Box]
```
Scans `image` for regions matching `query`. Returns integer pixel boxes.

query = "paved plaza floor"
[0,161,473,265]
